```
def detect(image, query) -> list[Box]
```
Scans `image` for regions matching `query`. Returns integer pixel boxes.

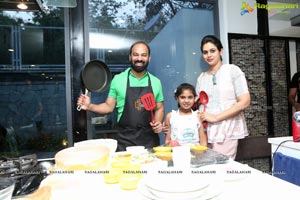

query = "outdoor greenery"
[88,0,214,30]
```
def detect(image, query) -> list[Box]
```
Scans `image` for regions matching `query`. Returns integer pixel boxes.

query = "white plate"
[147,186,207,200]
[197,163,251,182]
[143,173,209,193]
[138,180,222,200]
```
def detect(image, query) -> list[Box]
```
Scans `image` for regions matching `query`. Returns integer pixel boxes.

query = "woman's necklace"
[210,65,222,86]
[212,73,217,85]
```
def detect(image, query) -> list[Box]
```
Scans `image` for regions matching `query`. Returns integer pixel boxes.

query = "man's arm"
[87,97,116,114]
[154,102,164,123]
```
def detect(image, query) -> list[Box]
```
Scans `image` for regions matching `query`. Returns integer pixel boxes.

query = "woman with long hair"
[195,35,250,159]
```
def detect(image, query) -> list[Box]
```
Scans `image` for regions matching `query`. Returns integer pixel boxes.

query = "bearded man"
[77,41,164,151]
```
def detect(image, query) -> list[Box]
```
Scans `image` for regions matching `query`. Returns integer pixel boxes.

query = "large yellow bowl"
[74,139,117,156]
[190,145,207,151]
[55,145,110,171]
[154,152,172,161]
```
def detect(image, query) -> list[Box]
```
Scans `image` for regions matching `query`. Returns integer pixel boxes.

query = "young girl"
[164,83,207,146]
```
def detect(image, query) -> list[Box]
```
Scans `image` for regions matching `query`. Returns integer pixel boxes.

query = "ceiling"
[0,0,77,12]
[269,0,300,19]
[267,0,300,36]
[0,0,299,37]
[269,0,300,3]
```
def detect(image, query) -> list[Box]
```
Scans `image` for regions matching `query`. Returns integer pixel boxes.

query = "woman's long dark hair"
[200,35,223,53]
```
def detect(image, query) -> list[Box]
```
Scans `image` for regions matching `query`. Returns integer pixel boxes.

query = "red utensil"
[141,93,156,123]
[199,91,209,128]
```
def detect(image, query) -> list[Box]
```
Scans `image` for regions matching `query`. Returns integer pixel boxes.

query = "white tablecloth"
[32,159,300,200]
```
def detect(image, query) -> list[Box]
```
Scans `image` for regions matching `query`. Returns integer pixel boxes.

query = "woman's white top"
[170,110,200,145]
[195,64,249,143]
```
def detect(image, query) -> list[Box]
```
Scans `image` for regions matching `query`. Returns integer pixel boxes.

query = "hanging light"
[17,2,28,10]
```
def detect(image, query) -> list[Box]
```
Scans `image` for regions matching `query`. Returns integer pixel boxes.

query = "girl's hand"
[165,139,171,145]
[169,140,180,147]
[162,122,169,134]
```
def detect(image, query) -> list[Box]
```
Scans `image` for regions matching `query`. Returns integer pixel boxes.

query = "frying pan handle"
[76,105,82,111]
[77,89,88,111]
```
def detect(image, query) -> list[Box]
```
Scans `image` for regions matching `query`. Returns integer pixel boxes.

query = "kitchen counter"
[268,136,300,186]
[268,136,300,159]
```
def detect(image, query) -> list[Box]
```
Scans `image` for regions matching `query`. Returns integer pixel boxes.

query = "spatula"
[199,91,209,128]
[141,93,156,123]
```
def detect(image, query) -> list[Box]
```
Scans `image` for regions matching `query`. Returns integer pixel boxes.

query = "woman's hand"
[199,111,217,123]
[200,93,251,123]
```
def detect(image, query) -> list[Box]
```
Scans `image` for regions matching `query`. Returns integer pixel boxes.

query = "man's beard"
[130,60,148,73]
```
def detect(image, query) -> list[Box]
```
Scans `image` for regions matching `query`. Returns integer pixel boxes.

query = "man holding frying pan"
[77,41,164,151]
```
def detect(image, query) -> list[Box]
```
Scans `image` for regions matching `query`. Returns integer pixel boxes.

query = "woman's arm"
[201,92,250,123]
[215,92,250,122]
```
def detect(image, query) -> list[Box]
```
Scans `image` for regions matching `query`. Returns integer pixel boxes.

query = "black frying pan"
[77,60,112,111]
